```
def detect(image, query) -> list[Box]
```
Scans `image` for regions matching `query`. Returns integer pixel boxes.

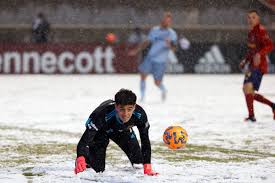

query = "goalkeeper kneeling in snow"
[75,89,158,176]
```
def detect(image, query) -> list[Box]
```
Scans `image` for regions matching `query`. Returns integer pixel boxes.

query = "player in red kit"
[240,10,275,122]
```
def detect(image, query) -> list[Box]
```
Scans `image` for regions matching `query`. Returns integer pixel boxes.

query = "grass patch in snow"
[22,167,45,183]
[152,143,275,163]
[0,125,81,138]
[0,143,76,167]
[1,124,275,167]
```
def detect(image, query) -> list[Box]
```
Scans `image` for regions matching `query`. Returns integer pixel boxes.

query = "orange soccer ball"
[105,33,117,43]
[163,126,188,150]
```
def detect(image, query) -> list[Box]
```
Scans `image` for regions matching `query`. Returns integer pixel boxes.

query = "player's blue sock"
[140,80,146,100]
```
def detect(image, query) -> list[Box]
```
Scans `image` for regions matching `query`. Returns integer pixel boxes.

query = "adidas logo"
[166,50,184,73]
[195,45,231,73]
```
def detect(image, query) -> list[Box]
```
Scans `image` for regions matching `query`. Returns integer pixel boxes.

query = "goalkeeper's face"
[115,104,136,123]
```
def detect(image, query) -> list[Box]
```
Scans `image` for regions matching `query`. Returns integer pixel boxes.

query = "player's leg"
[111,129,143,165]
[140,73,148,101]
[86,133,110,173]
[138,58,152,101]
[254,93,275,120]
[252,72,275,119]
[243,71,256,121]
[254,93,274,107]
[152,62,167,101]
[243,69,268,121]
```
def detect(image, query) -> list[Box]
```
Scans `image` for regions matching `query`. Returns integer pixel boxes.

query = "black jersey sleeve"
[77,100,114,158]
[135,105,151,164]
[76,114,105,158]
[76,128,96,158]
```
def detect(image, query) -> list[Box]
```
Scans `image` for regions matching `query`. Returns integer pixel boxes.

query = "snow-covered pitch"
[0,74,275,183]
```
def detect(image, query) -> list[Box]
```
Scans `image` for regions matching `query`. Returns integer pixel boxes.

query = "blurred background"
[1,1,275,182]
[0,0,275,74]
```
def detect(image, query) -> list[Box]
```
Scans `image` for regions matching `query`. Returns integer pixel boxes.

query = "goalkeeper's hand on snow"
[74,156,87,174]
[143,164,159,176]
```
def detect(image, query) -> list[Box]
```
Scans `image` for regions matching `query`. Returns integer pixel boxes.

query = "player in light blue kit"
[129,12,177,101]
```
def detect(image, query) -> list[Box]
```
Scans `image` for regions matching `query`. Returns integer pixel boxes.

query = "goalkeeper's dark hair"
[115,89,137,106]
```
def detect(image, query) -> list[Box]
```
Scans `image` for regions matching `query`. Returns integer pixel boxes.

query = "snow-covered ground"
[1,74,275,183]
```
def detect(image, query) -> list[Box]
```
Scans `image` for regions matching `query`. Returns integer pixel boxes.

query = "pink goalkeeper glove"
[143,164,159,176]
[74,156,87,174]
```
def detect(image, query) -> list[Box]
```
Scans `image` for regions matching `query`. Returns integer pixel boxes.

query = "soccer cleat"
[161,90,167,102]
[139,95,145,102]
[244,116,256,122]
[139,92,145,102]
[272,103,275,120]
